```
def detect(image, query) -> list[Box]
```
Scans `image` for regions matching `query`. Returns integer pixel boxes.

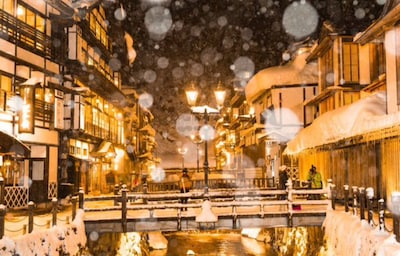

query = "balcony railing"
[0,90,54,128]
[35,99,53,124]
[0,9,52,59]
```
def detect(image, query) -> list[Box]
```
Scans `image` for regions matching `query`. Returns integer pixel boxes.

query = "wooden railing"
[3,181,399,239]
[81,183,332,232]
[0,8,52,58]
[132,177,276,193]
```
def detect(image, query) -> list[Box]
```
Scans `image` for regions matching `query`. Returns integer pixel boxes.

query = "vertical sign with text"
[18,86,34,133]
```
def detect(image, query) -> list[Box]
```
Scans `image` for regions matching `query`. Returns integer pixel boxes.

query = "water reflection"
[162,231,274,256]
[85,227,324,256]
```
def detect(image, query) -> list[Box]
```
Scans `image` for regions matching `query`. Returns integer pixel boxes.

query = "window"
[370,43,385,82]
[16,4,46,51]
[342,40,359,84]
[36,15,45,33]
[0,0,15,15]
[88,7,109,50]
[1,158,24,186]
[0,74,12,111]
[17,4,44,31]
[34,87,54,125]
[321,48,334,90]
[85,102,93,134]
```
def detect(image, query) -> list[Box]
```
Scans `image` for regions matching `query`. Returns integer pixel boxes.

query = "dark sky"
[107,0,384,167]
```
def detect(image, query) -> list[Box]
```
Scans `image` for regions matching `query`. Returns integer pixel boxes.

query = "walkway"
[2,186,395,238]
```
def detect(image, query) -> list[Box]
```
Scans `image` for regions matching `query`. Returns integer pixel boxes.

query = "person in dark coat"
[179,168,192,210]
[278,165,289,199]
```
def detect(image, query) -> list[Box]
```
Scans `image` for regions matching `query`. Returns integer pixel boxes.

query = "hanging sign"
[18,86,35,133]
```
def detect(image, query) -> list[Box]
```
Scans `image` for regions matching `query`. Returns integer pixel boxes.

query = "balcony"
[66,60,126,107]
[77,19,113,60]
[0,9,52,59]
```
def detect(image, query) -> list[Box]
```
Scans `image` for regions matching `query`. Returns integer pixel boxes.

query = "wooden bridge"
[81,183,332,234]
[3,180,394,239]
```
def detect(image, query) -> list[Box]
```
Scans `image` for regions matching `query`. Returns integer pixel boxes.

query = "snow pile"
[286,92,389,154]
[147,231,168,250]
[245,47,318,102]
[117,232,143,255]
[195,200,218,223]
[322,210,400,255]
[242,228,262,239]
[0,209,87,256]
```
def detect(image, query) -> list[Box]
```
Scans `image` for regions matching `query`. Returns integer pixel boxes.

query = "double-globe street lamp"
[185,83,226,194]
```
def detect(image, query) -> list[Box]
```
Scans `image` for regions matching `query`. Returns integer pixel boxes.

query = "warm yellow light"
[214,83,226,107]
[249,106,255,116]
[178,147,188,155]
[17,6,24,16]
[185,83,198,106]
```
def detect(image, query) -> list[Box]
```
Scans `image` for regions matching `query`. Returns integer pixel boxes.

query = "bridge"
[81,183,332,234]
[2,180,393,239]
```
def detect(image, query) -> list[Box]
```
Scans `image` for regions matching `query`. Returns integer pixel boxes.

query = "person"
[307,165,322,199]
[278,165,289,190]
[278,165,289,199]
[179,168,192,210]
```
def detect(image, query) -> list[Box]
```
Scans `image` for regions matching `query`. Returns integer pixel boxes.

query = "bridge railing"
[4,181,399,238]
[0,197,77,239]
[131,177,277,193]
[80,182,333,231]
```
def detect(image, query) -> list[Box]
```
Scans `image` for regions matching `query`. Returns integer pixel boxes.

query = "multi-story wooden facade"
[0,0,155,206]
[0,0,64,207]
[238,46,318,181]
[284,0,400,204]
[214,90,253,178]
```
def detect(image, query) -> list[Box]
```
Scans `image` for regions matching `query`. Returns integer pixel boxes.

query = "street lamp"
[190,133,203,173]
[185,82,226,194]
[177,147,187,169]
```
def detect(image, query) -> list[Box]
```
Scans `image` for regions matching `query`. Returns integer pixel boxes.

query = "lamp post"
[191,133,203,173]
[177,147,187,169]
[185,82,226,194]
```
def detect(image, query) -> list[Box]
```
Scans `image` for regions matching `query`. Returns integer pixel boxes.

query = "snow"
[2,202,400,255]
[245,47,318,102]
[147,231,168,250]
[0,209,86,256]
[285,91,391,154]
[145,208,400,255]
[241,228,262,239]
[195,200,218,223]
[321,210,400,256]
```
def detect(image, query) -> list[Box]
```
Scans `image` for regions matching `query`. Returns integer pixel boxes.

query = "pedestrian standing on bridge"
[180,168,192,210]
[307,165,322,199]
[278,165,289,199]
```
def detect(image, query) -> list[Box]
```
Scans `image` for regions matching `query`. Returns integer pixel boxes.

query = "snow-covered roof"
[285,92,389,155]
[245,47,318,103]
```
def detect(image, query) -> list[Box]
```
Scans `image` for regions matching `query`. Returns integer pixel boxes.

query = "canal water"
[85,226,324,256]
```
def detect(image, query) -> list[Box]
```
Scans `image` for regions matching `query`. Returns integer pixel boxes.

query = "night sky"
[105,0,384,167]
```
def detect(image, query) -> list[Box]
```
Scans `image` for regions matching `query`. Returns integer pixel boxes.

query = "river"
[85,227,325,255]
